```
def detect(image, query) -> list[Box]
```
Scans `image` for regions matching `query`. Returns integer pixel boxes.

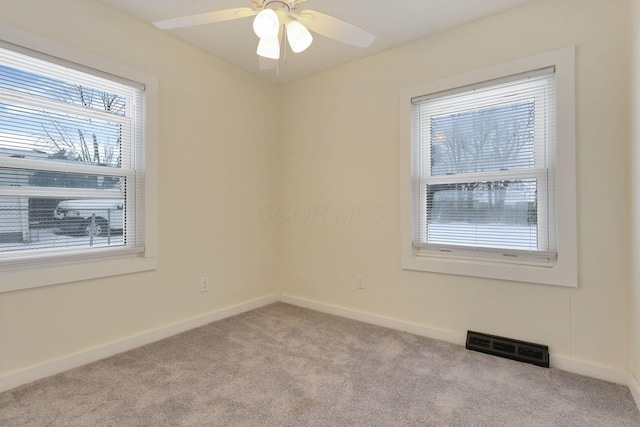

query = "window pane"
[0,167,123,190]
[0,100,122,166]
[430,101,535,176]
[0,64,127,116]
[426,179,538,250]
[0,196,124,254]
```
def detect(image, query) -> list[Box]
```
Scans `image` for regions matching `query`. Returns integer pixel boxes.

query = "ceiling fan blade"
[153,7,257,30]
[293,9,375,48]
[259,56,277,70]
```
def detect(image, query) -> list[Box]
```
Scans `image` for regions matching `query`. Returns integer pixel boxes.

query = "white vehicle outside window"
[54,199,124,237]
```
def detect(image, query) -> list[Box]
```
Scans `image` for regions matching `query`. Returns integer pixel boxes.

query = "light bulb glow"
[286,20,313,53]
[257,38,280,60]
[253,9,280,40]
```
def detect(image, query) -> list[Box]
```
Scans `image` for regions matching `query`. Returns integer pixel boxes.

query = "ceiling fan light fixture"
[253,9,280,40]
[257,37,280,60]
[153,1,377,76]
[286,20,313,53]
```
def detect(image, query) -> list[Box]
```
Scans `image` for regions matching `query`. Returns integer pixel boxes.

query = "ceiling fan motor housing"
[252,0,303,13]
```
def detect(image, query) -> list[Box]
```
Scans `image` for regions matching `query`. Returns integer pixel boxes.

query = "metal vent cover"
[466,330,549,368]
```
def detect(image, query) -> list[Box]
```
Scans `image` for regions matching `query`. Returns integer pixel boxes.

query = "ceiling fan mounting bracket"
[251,0,302,13]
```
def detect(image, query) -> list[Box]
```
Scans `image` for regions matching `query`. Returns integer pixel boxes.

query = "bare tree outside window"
[428,101,536,227]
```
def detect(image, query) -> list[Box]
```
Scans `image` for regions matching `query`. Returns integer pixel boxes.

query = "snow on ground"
[427,222,538,250]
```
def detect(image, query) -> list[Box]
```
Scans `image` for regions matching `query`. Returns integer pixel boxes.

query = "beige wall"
[0,0,279,375]
[631,0,640,381]
[278,0,631,370]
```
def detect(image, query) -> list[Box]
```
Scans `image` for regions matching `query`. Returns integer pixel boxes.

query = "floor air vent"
[466,331,549,368]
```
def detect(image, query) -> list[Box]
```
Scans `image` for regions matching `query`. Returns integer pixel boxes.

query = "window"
[401,48,577,287]
[413,68,555,261]
[0,28,157,293]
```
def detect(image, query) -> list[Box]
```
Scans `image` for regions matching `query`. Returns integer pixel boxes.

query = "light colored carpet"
[1,302,639,426]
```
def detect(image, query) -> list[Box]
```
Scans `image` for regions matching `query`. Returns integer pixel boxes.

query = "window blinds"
[411,67,556,263]
[0,44,145,264]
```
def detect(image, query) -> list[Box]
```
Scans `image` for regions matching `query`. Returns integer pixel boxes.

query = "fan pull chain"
[283,23,288,66]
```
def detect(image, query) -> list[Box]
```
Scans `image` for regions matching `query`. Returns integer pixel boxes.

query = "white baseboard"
[279,294,466,346]
[550,354,630,384]
[281,293,640,414]
[0,294,278,393]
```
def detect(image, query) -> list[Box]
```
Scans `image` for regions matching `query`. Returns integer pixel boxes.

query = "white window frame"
[0,24,158,293]
[400,47,577,287]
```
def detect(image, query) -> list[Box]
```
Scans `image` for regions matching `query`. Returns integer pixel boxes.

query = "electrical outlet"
[356,274,365,289]
[201,276,209,292]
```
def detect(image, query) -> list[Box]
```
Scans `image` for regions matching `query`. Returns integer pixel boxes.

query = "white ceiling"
[98,0,536,84]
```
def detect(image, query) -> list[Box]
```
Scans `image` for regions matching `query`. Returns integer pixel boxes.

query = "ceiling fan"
[153,0,375,70]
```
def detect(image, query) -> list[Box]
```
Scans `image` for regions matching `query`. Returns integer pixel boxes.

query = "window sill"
[401,254,576,287]
[0,255,157,293]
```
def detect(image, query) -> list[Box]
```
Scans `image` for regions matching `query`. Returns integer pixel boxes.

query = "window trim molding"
[400,46,577,287]
[0,23,158,293]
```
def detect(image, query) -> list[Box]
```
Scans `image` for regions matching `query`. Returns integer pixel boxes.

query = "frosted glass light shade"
[257,38,280,60]
[286,20,313,53]
[253,9,280,40]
